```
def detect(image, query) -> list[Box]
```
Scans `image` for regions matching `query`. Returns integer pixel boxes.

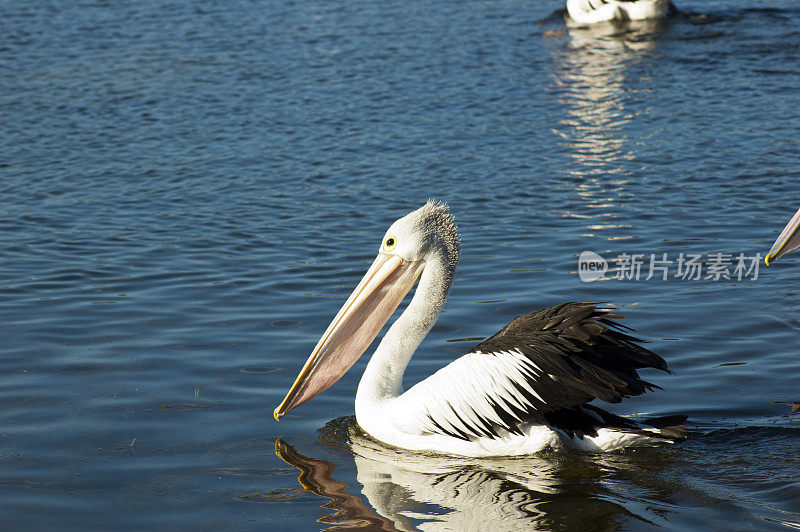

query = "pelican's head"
[273,201,459,420]
[380,200,460,268]
[766,206,800,266]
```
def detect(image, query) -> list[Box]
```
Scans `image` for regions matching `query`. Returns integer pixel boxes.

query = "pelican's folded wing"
[393,303,670,440]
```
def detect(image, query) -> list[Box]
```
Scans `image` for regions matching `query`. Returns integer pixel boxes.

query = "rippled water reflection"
[2,0,800,529]
[276,418,800,531]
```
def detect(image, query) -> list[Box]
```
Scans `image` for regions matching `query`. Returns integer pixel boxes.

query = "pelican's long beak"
[274,253,424,420]
[766,207,800,266]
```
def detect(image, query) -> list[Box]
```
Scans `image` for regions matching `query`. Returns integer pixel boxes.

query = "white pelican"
[766,206,800,265]
[274,201,686,456]
[566,0,670,24]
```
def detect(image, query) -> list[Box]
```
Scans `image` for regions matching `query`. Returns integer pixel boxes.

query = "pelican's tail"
[545,404,688,448]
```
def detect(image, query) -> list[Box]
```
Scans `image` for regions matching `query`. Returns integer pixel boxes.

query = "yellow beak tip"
[765,256,771,267]
[273,408,282,421]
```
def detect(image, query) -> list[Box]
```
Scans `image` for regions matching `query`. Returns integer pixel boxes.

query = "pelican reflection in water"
[274,202,685,456]
[273,421,685,531]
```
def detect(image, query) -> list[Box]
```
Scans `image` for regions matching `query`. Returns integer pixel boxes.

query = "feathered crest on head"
[416,199,460,266]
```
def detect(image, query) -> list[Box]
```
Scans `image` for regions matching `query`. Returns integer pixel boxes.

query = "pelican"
[766,206,800,265]
[274,201,686,456]
[566,0,670,24]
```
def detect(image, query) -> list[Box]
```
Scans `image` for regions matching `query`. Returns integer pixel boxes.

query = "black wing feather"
[471,302,670,414]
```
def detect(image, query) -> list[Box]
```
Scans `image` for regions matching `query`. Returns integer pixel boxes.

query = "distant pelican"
[766,206,800,265]
[566,0,670,24]
[274,201,685,456]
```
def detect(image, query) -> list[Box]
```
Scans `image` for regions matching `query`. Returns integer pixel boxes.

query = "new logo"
[578,251,608,282]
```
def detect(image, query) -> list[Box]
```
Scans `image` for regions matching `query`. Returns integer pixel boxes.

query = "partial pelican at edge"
[766,206,800,265]
[566,0,670,25]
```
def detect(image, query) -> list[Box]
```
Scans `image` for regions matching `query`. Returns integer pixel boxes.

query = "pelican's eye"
[383,236,397,251]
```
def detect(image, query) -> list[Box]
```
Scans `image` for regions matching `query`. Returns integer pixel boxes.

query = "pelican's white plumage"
[566,0,670,24]
[275,201,685,457]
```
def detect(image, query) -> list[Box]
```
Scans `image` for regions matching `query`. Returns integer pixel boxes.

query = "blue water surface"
[2,0,800,529]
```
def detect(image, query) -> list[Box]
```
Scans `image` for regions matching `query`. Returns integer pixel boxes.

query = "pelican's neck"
[355,256,453,409]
